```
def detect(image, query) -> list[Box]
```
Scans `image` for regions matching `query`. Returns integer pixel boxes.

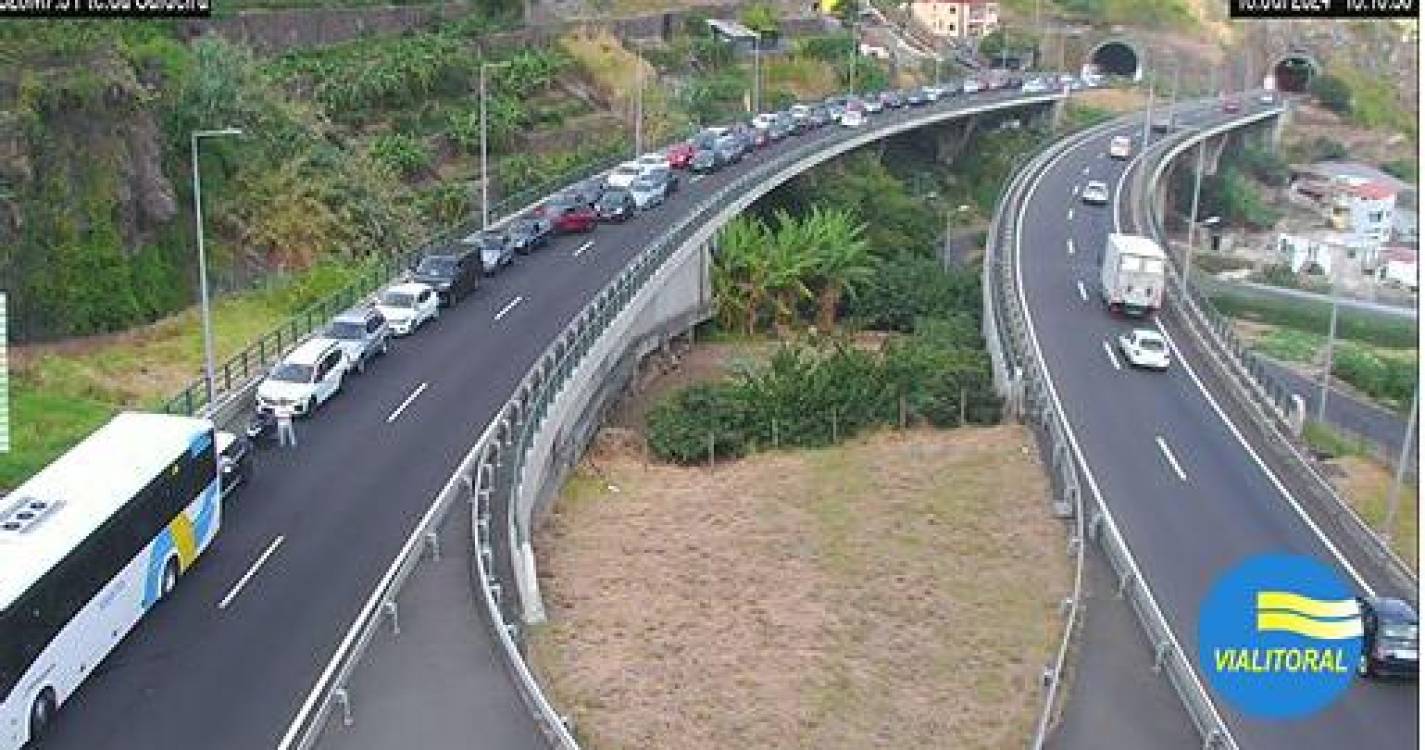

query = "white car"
[1021,78,1048,94]
[628,174,666,210]
[376,282,440,336]
[923,85,945,101]
[1081,180,1110,205]
[1118,329,1171,370]
[635,153,667,173]
[839,110,866,128]
[961,78,983,94]
[862,97,884,114]
[1108,135,1133,159]
[256,337,349,417]
[604,162,644,190]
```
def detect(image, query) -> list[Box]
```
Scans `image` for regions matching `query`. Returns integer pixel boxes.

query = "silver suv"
[325,306,390,374]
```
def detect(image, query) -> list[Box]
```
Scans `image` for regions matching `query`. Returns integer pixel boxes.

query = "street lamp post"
[634,49,645,157]
[479,59,512,230]
[189,127,242,409]
[849,2,858,97]
[1318,265,1340,422]
[753,32,762,114]
[1382,382,1418,543]
[1141,80,1155,147]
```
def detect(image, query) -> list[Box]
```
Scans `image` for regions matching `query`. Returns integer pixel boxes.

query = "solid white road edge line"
[573,240,594,258]
[1076,280,1088,302]
[1155,436,1188,482]
[1154,321,1375,594]
[1101,340,1123,371]
[1113,121,1377,596]
[1015,114,1239,742]
[385,382,429,424]
[494,295,525,321]
[218,536,285,611]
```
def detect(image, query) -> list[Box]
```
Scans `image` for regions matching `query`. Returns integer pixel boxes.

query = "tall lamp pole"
[849,0,858,97]
[634,48,645,157]
[1318,265,1340,422]
[1382,383,1418,543]
[190,127,242,409]
[480,60,512,230]
[753,32,762,113]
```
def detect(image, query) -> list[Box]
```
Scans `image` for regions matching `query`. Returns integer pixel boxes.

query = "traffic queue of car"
[233,70,1078,457]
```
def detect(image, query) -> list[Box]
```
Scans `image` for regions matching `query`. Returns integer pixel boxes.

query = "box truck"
[1100,233,1166,316]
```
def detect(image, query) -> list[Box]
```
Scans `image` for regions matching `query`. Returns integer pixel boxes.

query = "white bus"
[0,412,220,748]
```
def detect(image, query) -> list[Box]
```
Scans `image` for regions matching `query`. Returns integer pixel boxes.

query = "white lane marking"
[1083,165,1091,174]
[385,382,429,424]
[1067,208,1075,221]
[1102,340,1123,371]
[690,175,705,184]
[218,536,285,610]
[573,240,594,258]
[1013,123,1237,743]
[1154,321,1374,593]
[1155,436,1188,482]
[1071,183,1080,197]
[1076,280,1088,302]
[1066,238,1076,255]
[494,295,525,321]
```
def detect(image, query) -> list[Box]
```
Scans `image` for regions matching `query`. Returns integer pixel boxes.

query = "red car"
[666,142,695,169]
[549,204,597,234]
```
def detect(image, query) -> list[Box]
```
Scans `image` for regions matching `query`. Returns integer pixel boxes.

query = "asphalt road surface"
[36,86,1050,750]
[1017,103,1418,748]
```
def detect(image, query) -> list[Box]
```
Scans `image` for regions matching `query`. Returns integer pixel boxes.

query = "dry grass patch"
[530,425,1070,749]
[1073,87,1148,114]
[1333,455,1418,569]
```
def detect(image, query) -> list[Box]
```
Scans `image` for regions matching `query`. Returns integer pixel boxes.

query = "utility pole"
[1184,139,1205,285]
[634,49,644,157]
[479,60,511,230]
[1318,267,1340,422]
[1382,383,1418,543]
[1141,80,1154,146]
[753,32,762,113]
[189,127,242,408]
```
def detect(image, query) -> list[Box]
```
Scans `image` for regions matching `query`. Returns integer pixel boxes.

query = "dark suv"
[411,251,480,305]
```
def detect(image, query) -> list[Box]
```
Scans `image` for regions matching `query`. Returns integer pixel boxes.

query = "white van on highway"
[1109,135,1133,159]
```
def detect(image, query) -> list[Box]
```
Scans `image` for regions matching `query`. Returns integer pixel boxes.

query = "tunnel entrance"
[1272,55,1318,93]
[1088,41,1140,80]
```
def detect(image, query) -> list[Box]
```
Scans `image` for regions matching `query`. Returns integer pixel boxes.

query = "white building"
[1378,245,1419,291]
[1329,179,1398,247]
[909,0,998,39]
[1275,231,1375,276]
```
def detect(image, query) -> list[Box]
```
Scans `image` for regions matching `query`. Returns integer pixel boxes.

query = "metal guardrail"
[280,90,1068,749]
[161,152,643,418]
[984,107,1241,749]
[1127,112,1419,599]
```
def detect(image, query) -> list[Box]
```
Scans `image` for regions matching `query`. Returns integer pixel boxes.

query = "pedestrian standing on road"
[276,408,297,448]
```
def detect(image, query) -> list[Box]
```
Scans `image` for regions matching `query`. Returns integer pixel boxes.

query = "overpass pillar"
[1203,133,1226,175]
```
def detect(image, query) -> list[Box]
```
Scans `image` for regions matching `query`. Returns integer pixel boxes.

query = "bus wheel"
[29,688,56,740]
[161,557,180,599]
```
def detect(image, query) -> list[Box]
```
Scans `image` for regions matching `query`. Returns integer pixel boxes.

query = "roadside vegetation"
[531,424,1069,749]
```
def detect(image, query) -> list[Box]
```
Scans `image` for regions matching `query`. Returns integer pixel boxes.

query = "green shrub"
[795,34,853,63]
[647,382,752,462]
[1302,420,1367,458]
[1238,145,1291,187]
[1192,253,1255,274]
[368,134,432,178]
[1332,345,1417,406]
[1310,73,1352,114]
[1382,158,1417,181]
[1208,287,1418,350]
[851,254,980,332]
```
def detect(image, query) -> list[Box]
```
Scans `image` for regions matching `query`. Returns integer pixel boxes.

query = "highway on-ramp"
[38,86,1052,750]
[1016,103,1418,748]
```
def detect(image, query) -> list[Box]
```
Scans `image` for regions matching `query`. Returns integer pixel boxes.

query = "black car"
[461,231,513,275]
[217,430,253,498]
[506,216,553,254]
[595,189,636,222]
[410,251,480,305]
[690,148,718,174]
[879,90,905,109]
[1358,597,1418,678]
[809,106,831,127]
[645,166,679,195]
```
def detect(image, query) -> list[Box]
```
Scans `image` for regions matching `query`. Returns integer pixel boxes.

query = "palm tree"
[805,207,874,331]
[712,216,775,335]
[765,210,816,334]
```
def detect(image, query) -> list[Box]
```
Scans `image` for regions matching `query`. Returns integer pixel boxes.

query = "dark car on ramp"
[595,189,636,223]
[410,251,480,305]
[1358,597,1418,678]
[506,216,553,254]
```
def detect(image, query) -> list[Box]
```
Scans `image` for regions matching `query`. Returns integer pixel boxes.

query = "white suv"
[605,162,645,190]
[256,337,350,416]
